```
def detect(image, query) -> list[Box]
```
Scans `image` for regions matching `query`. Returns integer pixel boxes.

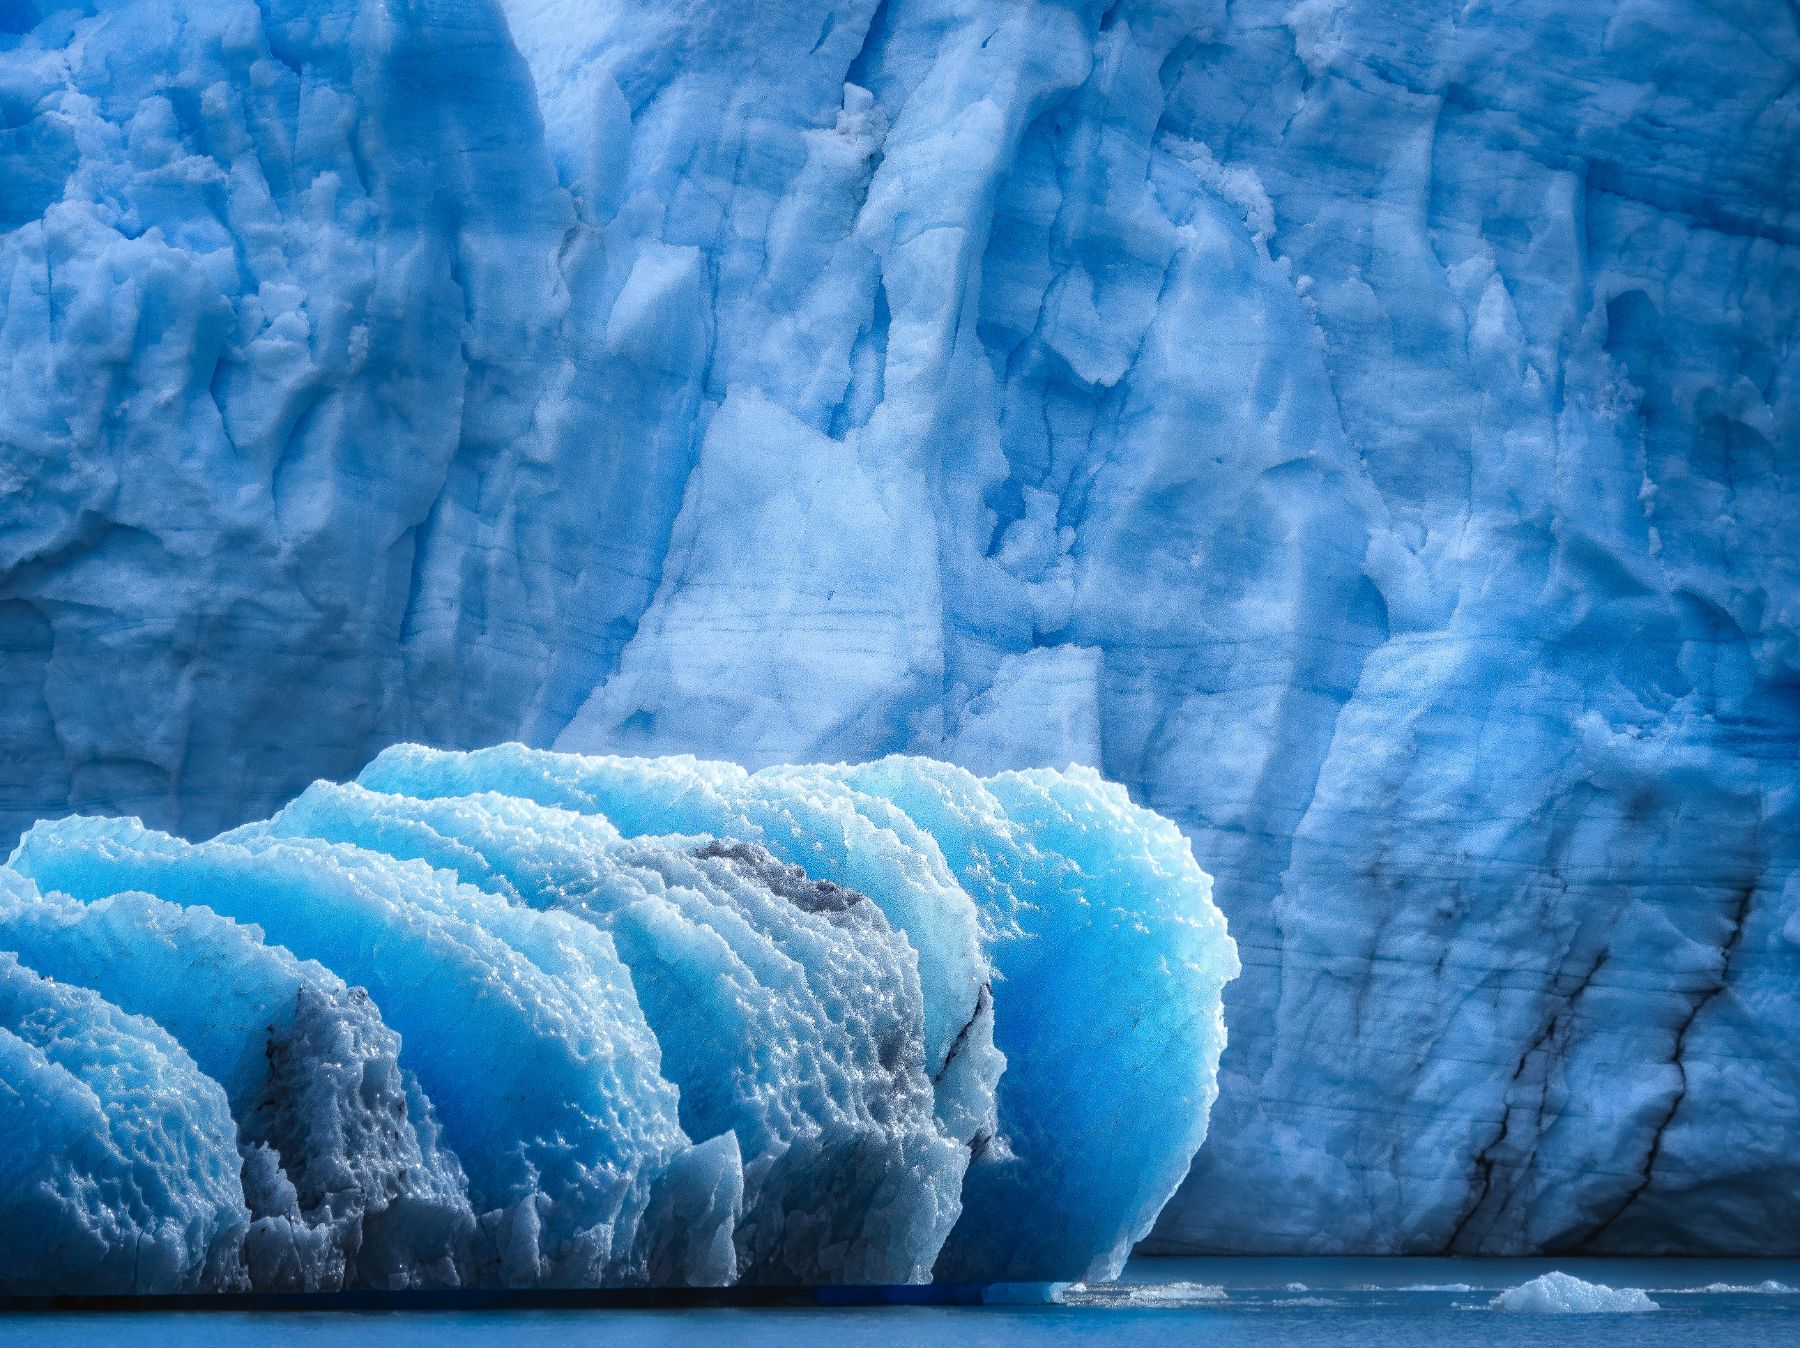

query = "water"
[4,1258,1798,1346]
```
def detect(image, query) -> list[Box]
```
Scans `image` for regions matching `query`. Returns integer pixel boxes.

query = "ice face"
[0,939,249,1295]
[0,749,1235,1290]
[353,744,1006,1156]
[257,779,965,1285]
[9,815,715,1288]
[0,876,474,1290]
[2,0,1791,1260]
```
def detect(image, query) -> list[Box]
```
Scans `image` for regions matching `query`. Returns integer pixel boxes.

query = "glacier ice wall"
[0,0,1796,1254]
[0,749,1236,1292]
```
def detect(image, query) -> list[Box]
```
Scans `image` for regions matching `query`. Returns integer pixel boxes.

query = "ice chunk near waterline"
[354,745,1005,1154]
[0,870,473,1290]
[817,759,1239,1283]
[0,952,248,1295]
[258,780,965,1284]
[1491,1272,1660,1313]
[9,816,738,1287]
[0,748,1234,1288]
[353,746,1236,1282]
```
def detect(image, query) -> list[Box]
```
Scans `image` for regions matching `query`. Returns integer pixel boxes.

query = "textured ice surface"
[821,759,1237,1282]
[0,0,1795,1257]
[1490,1272,1660,1313]
[0,936,248,1295]
[0,874,473,1290]
[260,778,965,1285]
[11,816,721,1288]
[0,749,1232,1289]
[353,744,1006,1156]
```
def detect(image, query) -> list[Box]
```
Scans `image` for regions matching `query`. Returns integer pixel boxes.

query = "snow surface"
[1490,1271,1660,1313]
[0,0,1795,1256]
[0,748,1234,1292]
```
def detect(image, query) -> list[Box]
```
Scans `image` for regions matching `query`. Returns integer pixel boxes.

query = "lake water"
[5,1257,1798,1346]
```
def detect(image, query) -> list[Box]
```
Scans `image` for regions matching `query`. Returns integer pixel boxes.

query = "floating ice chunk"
[1490,1271,1660,1312]
[1,748,1235,1290]
[355,744,1004,1152]
[0,872,472,1290]
[1060,1279,1228,1306]
[0,952,248,1295]
[1690,1281,1796,1294]
[10,815,730,1287]
[260,779,965,1284]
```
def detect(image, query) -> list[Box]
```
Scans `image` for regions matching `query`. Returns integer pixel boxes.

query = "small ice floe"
[1690,1281,1796,1294]
[1397,1283,1474,1292]
[1491,1271,1659,1313]
[1061,1280,1228,1307]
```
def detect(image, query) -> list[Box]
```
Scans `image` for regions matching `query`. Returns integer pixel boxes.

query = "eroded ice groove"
[261,779,965,1285]
[0,948,249,1295]
[10,816,730,1288]
[0,873,473,1290]
[354,744,1007,1155]
[0,749,1233,1290]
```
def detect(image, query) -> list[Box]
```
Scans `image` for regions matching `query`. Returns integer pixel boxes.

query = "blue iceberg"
[0,748,1237,1294]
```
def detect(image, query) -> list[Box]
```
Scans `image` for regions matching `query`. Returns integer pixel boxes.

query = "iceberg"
[0,0,1793,1257]
[0,748,1234,1293]
[1491,1272,1660,1314]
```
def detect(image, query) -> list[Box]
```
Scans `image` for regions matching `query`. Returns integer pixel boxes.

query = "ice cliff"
[0,748,1236,1293]
[0,0,1796,1256]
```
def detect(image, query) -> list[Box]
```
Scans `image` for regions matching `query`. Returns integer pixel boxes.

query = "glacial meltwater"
[6,1259,1799,1347]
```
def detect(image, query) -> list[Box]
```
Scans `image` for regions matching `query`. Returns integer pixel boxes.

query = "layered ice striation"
[0,933,248,1295]
[1,0,1796,1256]
[257,776,966,1284]
[0,748,1236,1294]
[0,873,472,1290]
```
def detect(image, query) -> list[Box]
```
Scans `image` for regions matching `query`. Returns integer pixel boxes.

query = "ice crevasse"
[0,747,1238,1294]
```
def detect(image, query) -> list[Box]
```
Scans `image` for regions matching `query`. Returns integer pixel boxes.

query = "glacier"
[0,748,1237,1293]
[0,0,1796,1259]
